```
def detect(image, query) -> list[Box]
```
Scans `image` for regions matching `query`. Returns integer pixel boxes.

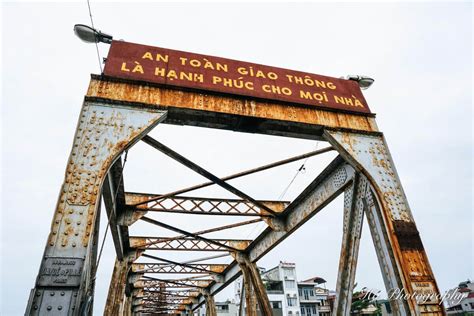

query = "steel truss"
[25,76,444,316]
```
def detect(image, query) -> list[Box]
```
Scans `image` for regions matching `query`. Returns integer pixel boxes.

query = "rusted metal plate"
[104,41,371,114]
[87,78,379,134]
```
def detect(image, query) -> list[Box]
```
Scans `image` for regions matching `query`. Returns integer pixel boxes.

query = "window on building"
[288,297,297,307]
[271,301,282,309]
[283,268,295,278]
[288,312,293,316]
[285,280,296,289]
[302,287,314,300]
[301,307,305,315]
[311,305,317,314]
[217,305,229,311]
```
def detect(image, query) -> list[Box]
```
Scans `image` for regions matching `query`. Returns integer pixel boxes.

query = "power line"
[86,0,103,73]
[278,141,319,200]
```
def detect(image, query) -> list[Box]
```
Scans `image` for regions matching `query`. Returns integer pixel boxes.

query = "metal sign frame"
[25,72,444,316]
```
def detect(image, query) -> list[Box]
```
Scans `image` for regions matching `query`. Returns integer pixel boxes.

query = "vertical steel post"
[333,174,366,316]
[236,253,272,316]
[25,100,167,315]
[325,130,445,315]
[247,261,273,316]
[239,263,257,316]
[104,258,129,316]
[203,290,217,316]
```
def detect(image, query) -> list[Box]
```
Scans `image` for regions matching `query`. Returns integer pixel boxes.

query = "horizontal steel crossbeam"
[131,263,228,274]
[130,236,251,251]
[126,193,288,216]
[135,278,213,289]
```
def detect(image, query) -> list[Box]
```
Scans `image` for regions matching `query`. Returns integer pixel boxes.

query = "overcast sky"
[1,1,472,315]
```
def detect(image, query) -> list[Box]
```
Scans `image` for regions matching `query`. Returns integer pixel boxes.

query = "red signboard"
[104,41,371,114]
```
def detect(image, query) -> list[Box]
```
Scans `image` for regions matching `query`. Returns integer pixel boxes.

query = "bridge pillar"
[25,100,167,315]
[325,130,445,315]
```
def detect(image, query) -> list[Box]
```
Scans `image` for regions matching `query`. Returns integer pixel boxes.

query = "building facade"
[445,280,474,315]
[234,261,332,316]
[298,278,332,316]
[196,300,239,316]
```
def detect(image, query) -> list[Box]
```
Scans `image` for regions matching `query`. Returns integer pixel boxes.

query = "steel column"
[104,257,130,316]
[239,263,257,316]
[25,101,167,315]
[333,174,366,316]
[247,260,272,316]
[202,290,217,316]
[325,130,445,315]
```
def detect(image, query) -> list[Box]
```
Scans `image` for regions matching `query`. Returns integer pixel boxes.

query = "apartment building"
[234,261,331,316]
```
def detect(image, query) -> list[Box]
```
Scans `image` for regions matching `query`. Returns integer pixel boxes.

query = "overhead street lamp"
[347,75,375,90]
[74,24,113,44]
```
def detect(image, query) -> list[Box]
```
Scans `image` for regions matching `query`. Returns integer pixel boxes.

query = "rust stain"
[87,78,379,133]
[229,240,251,250]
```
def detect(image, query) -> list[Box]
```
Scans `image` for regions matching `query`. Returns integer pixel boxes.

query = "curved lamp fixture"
[347,75,375,90]
[74,24,113,44]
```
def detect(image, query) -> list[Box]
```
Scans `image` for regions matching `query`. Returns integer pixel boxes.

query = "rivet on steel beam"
[61,292,65,296]
[72,243,76,247]
[58,306,62,310]
[64,231,68,235]
[49,242,54,246]
[69,210,74,214]
[34,306,38,310]
[52,231,57,235]
[50,292,54,296]
[36,292,41,297]
[77,222,81,225]
[47,306,52,311]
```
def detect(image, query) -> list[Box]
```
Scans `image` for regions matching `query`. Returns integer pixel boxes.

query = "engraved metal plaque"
[38,257,84,287]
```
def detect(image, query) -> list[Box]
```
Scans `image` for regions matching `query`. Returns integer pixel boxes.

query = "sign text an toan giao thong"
[104,41,371,114]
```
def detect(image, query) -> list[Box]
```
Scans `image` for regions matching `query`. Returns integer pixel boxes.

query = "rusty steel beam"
[86,77,379,137]
[131,263,228,275]
[138,217,262,251]
[333,174,366,315]
[141,290,198,298]
[202,289,217,316]
[142,135,279,216]
[236,253,272,316]
[127,193,288,217]
[139,254,227,274]
[139,216,250,252]
[130,147,333,208]
[130,236,251,252]
[325,130,445,315]
[192,156,356,310]
[102,158,129,260]
[141,253,230,271]
[135,277,213,289]
[25,101,168,316]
